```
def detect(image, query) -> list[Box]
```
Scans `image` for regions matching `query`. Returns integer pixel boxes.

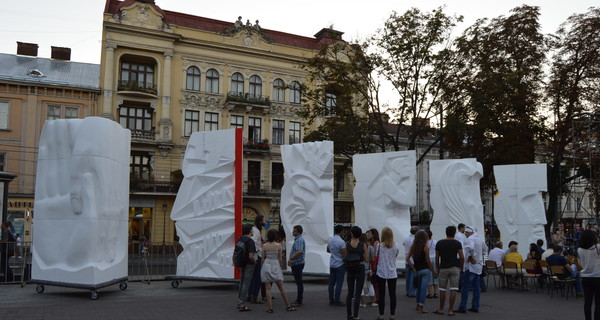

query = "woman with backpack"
[344,226,368,320]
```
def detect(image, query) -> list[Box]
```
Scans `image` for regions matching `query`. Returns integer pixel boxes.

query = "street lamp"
[162,202,167,253]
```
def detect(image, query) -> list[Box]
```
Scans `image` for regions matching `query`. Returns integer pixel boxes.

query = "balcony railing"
[226,91,271,106]
[118,80,158,95]
[130,179,181,193]
[130,129,155,143]
[243,138,270,151]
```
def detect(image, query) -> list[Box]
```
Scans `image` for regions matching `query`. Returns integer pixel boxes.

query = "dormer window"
[28,69,44,77]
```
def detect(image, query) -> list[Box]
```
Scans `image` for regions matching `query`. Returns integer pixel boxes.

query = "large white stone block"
[353,151,415,267]
[32,117,130,285]
[429,159,484,243]
[494,164,547,256]
[171,129,239,279]
[281,141,333,274]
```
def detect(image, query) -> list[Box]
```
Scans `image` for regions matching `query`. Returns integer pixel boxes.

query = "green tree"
[442,5,546,187]
[543,7,600,230]
[298,7,462,164]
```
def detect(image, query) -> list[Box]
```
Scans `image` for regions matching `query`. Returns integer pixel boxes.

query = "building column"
[102,42,117,120]
[158,52,173,143]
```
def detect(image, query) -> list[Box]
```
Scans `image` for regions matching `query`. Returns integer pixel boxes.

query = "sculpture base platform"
[165,275,239,288]
[30,276,128,300]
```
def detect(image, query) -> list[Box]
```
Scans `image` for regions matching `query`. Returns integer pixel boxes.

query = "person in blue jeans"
[328,225,347,305]
[403,226,419,297]
[406,230,435,313]
[456,226,487,313]
[288,225,305,307]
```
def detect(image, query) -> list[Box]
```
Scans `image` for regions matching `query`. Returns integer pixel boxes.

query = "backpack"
[232,239,248,267]
[344,241,364,273]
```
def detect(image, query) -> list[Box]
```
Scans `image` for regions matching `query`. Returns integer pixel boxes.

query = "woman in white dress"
[261,229,297,313]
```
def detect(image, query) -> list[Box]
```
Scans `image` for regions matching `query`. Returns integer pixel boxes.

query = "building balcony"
[243,185,282,198]
[130,179,181,194]
[130,129,156,144]
[225,91,271,113]
[117,80,158,97]
[244,138,270,152]
[334,190,354,201]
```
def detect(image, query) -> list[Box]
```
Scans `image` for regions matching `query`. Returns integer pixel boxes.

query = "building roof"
[104,0,341,50]
[0,53,100,90]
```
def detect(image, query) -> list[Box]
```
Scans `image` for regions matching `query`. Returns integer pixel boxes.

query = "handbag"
[370,244,381,284]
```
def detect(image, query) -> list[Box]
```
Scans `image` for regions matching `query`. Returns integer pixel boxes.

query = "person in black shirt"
[237,225,257,311]
[434,226,464,316]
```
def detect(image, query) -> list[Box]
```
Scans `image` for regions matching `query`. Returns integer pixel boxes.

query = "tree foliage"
[298,7,462,164]
[442,5,546,187]
[542,7,600,228]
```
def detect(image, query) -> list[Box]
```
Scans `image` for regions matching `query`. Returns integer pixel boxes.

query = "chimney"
[314,28,344,42]
[17,42,38,57]
[51,46,71,61]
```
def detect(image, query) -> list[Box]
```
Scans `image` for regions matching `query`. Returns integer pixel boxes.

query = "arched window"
[231,72,244,95]
[272,79,285,102]
[205,69,219,93]
[290,81,301,104]
[249,75,262,99]
[186,66,201,91]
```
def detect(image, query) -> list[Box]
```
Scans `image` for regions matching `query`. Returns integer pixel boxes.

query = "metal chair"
[502,261,523,290]
[485,260,502,289]
[548,265,576,300]
[521,260,543,293]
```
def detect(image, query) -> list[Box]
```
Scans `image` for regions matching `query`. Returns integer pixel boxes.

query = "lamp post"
[162,202,167,254]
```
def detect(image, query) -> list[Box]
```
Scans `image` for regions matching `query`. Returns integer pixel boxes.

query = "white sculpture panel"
[171,129,238,279]
[494,164,547,257]
[429,159,484,244]
[353,151,416,267]
[32,117,130,285]
[281,141,334,275]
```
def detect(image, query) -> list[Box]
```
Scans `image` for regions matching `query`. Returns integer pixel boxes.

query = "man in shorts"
[434,226,464,316]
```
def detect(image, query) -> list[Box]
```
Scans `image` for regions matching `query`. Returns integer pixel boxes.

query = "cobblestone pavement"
[0,276,585,320]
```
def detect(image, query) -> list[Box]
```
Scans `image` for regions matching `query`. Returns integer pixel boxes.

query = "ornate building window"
[230,115,243,129]
[248,117,261,143]
[249,75,262,99]
[184,110,199,136]
[325,93,337,116]
[130,152,152,181]
[272,162,284,189]
[272,120,285,145]
[119,106,152,131]
[290,81,301,104]
[0,101,7,129]
[206,69,219,93]
[289,121,301,144]
[231,72,244,95]
[186,66,201,91]
[272,79,285,102]
[120,61,154,89]
[48,105,79,120]
[204,112,219,131]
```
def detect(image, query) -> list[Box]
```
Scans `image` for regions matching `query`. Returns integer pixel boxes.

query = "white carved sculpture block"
[281,141,334,274]
[32,117,130,285]
[494,164,547,256]
[171,129,239,279]
[353,151,416,267]
[430,159,484,244]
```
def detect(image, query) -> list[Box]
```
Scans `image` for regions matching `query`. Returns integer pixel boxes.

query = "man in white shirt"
[249,215,265,303]
[455,223,466,290]
[488,241,505,267]
[403,226,419,297]
[541,243,555,261]
[328,225,347,305]
[456,226,488,313]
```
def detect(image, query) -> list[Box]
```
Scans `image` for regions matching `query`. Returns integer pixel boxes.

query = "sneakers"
[360,303,367,308]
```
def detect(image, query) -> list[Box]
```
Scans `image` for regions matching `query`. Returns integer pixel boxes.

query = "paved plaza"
[0,276,585,320]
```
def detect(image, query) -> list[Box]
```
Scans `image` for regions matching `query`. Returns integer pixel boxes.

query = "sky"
[0,0,597,64]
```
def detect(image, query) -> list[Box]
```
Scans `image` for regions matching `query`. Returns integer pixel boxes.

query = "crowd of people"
[234,218,600,320]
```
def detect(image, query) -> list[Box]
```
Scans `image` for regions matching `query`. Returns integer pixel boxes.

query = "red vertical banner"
[234,128,243,279]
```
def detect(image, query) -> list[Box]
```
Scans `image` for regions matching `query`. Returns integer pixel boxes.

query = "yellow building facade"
[100,0,353,246]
